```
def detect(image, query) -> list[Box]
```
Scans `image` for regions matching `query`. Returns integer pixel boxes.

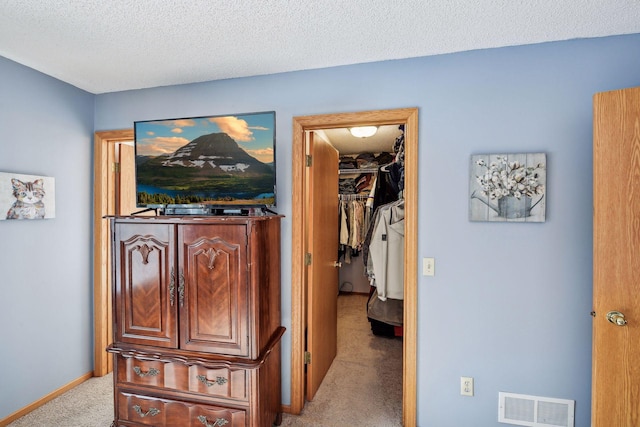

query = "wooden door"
[305,132,340,400]
[118,142,138,216]
[113,221,177,348]
[592,87,640,425]
[178,224,250,357]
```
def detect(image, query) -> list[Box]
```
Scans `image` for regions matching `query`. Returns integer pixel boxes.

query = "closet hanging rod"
[338,194,370,201]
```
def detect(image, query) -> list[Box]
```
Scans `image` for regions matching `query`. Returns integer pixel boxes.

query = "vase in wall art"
[469,153,546,222]
[0,172,56,220]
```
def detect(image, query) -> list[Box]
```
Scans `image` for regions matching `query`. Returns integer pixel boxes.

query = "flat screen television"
[134,111,276,214]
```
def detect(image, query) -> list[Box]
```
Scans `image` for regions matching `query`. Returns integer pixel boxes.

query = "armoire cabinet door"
[178,224,249,356]
[114,222,178,348]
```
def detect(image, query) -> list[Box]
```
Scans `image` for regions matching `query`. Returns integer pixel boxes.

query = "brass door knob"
[606,311,628,326]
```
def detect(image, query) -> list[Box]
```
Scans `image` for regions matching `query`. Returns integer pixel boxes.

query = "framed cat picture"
[0,172,55,220]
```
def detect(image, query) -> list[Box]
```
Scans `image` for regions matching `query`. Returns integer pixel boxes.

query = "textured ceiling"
[1,1,639,94]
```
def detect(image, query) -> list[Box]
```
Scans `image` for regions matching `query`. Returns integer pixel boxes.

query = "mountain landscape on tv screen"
[136,132,275,206]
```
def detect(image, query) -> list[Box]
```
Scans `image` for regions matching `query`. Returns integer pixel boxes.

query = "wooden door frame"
[93,129,134,376]
[290,108,419,426]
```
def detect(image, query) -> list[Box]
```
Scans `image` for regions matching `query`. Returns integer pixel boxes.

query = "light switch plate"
[423,257,435,276]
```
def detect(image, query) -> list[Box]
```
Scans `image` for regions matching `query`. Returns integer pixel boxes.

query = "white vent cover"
[498,392,574,427]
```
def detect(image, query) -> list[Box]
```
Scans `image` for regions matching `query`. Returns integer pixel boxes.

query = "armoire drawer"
[116,390,246,427]
[116,355,249,401]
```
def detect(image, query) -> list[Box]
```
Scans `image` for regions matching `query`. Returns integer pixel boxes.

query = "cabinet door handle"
[197,374,228,387]
[197,415,229,426]
[132,404,160,418]
[169,267,176,307]
[178,268,185,307]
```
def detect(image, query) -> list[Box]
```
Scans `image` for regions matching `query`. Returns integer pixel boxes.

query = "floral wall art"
[469,153,546,222]
[0,172,56,220]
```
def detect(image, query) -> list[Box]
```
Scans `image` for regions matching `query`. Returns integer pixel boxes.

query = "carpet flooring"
[280,293,403,426]
[8,293,402,426]
[7,373,113,427]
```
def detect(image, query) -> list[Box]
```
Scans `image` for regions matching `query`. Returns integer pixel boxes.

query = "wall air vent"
[498,392,574,427]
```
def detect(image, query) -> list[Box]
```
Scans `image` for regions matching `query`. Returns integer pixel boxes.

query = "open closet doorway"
[290,108,418,426]
[93,129,147,377]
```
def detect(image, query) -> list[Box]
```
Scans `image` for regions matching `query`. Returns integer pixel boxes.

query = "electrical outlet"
[423,257,435,276]
[461,377,474,396]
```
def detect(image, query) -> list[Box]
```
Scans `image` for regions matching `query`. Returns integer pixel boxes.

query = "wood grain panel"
[592,87,640,426]
[114,222,177,348]
[305,132,339,400]
[179,224,248,356]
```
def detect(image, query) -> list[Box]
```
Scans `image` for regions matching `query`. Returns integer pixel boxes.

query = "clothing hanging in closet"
[363,125,406,336]
[338,197,368,264]
[367,199,404,301]
[338,168,379,264]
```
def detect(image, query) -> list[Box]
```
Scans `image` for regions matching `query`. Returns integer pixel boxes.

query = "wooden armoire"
[107,215,283,427]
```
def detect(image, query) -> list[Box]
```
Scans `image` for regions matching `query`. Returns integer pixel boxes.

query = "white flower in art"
[473,156,545,201]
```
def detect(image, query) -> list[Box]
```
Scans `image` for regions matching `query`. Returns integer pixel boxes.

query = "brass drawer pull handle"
[197,415,229,426]
[133,366,160,377]
[132,404,160,418]
[197,374,228,387]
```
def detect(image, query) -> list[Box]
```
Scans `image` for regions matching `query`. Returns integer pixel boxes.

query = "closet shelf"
[338,168,379,175]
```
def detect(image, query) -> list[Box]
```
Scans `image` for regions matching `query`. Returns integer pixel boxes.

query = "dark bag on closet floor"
[367,288,403,337]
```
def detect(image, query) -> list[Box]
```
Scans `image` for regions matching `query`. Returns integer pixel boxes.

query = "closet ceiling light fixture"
[349,126,378,138]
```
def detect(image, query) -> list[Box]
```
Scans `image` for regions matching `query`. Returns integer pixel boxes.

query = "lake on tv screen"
[137,184,274,204]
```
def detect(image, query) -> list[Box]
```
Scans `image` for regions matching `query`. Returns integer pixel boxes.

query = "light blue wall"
[0,57,95,418]
[1,33,639,426]
[94,34,640,426]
